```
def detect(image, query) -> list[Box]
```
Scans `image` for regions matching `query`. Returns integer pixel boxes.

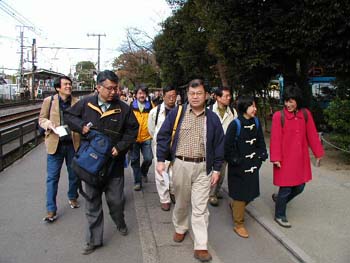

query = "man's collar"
[58,95,71,103]
[188,104,205,115]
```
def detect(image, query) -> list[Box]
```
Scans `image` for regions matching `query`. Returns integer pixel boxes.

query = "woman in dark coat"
[224,96,268,238]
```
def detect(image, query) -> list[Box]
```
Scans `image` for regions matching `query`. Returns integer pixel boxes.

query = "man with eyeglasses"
[64,70,139,255]
[39,76,81,223]
[208,86,237,206]
[148,86,177,211]
[130,84,154,191]
[156,79,224,262]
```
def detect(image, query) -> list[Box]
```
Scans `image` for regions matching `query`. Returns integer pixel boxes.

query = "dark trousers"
[275,183,305,219]
[130,139,153,185]
[84,176,125,246]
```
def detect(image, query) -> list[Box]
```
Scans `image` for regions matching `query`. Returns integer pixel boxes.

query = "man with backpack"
[64,70,139,255]
[208,86,237,206]
[39,76,80,223]
[148,86,177,211]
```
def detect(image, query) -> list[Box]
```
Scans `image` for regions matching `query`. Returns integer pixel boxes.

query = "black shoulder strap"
[209,104,213,111]
[48,95,54,119]
[229,106,235,116]
[301,108,308,123]
[280,110,285,128]
[155,104,162,126]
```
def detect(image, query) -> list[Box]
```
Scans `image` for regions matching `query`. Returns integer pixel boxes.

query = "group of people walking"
[39,70,324,262]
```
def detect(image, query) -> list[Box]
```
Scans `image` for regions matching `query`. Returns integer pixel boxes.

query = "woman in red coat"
[270,86,324,228]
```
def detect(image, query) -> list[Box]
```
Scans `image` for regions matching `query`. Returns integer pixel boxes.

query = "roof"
[20,69,65,79]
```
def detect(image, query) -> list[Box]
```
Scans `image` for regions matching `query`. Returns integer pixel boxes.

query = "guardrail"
[0,118,43,172]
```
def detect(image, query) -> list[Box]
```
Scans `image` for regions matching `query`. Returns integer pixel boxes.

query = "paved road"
[1,143,349,263]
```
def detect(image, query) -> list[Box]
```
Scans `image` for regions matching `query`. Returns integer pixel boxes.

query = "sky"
[0,0,172,75]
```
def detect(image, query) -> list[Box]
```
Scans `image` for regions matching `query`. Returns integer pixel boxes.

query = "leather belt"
[176,155,206,163]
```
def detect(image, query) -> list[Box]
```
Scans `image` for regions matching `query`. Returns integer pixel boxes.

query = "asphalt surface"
[0,143,349,263]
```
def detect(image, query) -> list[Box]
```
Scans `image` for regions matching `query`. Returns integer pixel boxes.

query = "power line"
[36,46,98,50]
[0,0,44,37]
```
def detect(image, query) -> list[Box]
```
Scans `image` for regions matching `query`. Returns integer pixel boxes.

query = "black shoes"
[117,224,129,236]
[82,243,102,255]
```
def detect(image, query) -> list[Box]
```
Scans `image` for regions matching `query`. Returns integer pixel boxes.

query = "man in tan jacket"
[39,76,80,222]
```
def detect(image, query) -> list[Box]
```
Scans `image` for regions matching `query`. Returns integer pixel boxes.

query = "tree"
[154,1,216,87]
[75,61,96,89]
[113,28,161,90]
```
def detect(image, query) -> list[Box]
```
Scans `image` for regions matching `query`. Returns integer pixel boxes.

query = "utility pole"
[19,27,24,92]
[87,33,106,73]
[31,38,37,100]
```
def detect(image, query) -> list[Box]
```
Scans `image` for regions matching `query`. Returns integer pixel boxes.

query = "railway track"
[0,100,42,109]
[0,109,41,129]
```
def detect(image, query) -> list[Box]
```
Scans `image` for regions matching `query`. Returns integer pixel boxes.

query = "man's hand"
[82,125,90,135]
[47,121,55,131]
[111,147,118,157]
[156,162,166,176]
[273,161,281,168]
[211,171,220,186]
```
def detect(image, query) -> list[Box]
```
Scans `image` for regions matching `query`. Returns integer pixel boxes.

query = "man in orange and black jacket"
[130,84,154,191]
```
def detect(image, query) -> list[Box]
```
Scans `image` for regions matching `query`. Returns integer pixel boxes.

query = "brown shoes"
[69,199,80,209]
[233,226,249,238]
[161,202,171,211]
[194,250,212,262]
[173,232,186,242]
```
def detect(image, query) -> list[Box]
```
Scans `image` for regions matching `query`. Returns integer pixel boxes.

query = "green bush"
[324,98,350,153]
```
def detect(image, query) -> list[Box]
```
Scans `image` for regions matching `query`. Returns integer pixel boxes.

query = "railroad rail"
[0,100,42,109]
[0,109,41,128]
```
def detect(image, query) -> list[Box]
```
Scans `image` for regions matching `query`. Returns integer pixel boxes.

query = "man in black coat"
[64,70,139,255]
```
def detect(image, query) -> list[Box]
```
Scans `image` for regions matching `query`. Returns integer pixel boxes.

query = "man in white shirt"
[148,86,177,211]
[208,86,237,206]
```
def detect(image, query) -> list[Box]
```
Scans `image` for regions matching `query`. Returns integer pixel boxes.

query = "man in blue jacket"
[156,79,224,262]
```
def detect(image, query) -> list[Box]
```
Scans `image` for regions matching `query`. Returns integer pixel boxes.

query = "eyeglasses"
[102,85,119,92]
[165,94,177,99]
[188,91,205,97]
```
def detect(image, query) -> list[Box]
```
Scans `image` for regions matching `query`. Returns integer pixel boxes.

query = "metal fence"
[0,118,42,172]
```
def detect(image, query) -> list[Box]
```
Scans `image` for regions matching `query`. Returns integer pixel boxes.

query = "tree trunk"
[216,60,229,87]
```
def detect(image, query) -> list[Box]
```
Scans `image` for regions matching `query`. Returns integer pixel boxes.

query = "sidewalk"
[224,159,350,263]
[1,143,348,263]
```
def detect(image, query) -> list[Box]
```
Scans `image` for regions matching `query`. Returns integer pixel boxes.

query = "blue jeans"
[275,183,305,219]
[46,143,78,212]
[130,139,153,185]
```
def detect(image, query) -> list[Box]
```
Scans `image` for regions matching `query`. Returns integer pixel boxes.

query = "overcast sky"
[0,0,172,75]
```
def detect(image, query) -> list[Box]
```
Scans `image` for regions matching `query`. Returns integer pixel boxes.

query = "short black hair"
[134,83,148,95]
[96,70,119,85]
[283,85,303,109]
[162,85,176,94]
[237,95,255,114]
[53,76,72,91]
[214,86,231,97]
[187,79,207,92]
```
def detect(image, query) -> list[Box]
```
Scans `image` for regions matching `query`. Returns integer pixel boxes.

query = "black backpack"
[38,95,54,136]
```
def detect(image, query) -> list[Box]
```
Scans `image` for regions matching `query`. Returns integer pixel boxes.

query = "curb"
[246,204,315,263]
[133,189,160,263]
[222,187,315,263]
